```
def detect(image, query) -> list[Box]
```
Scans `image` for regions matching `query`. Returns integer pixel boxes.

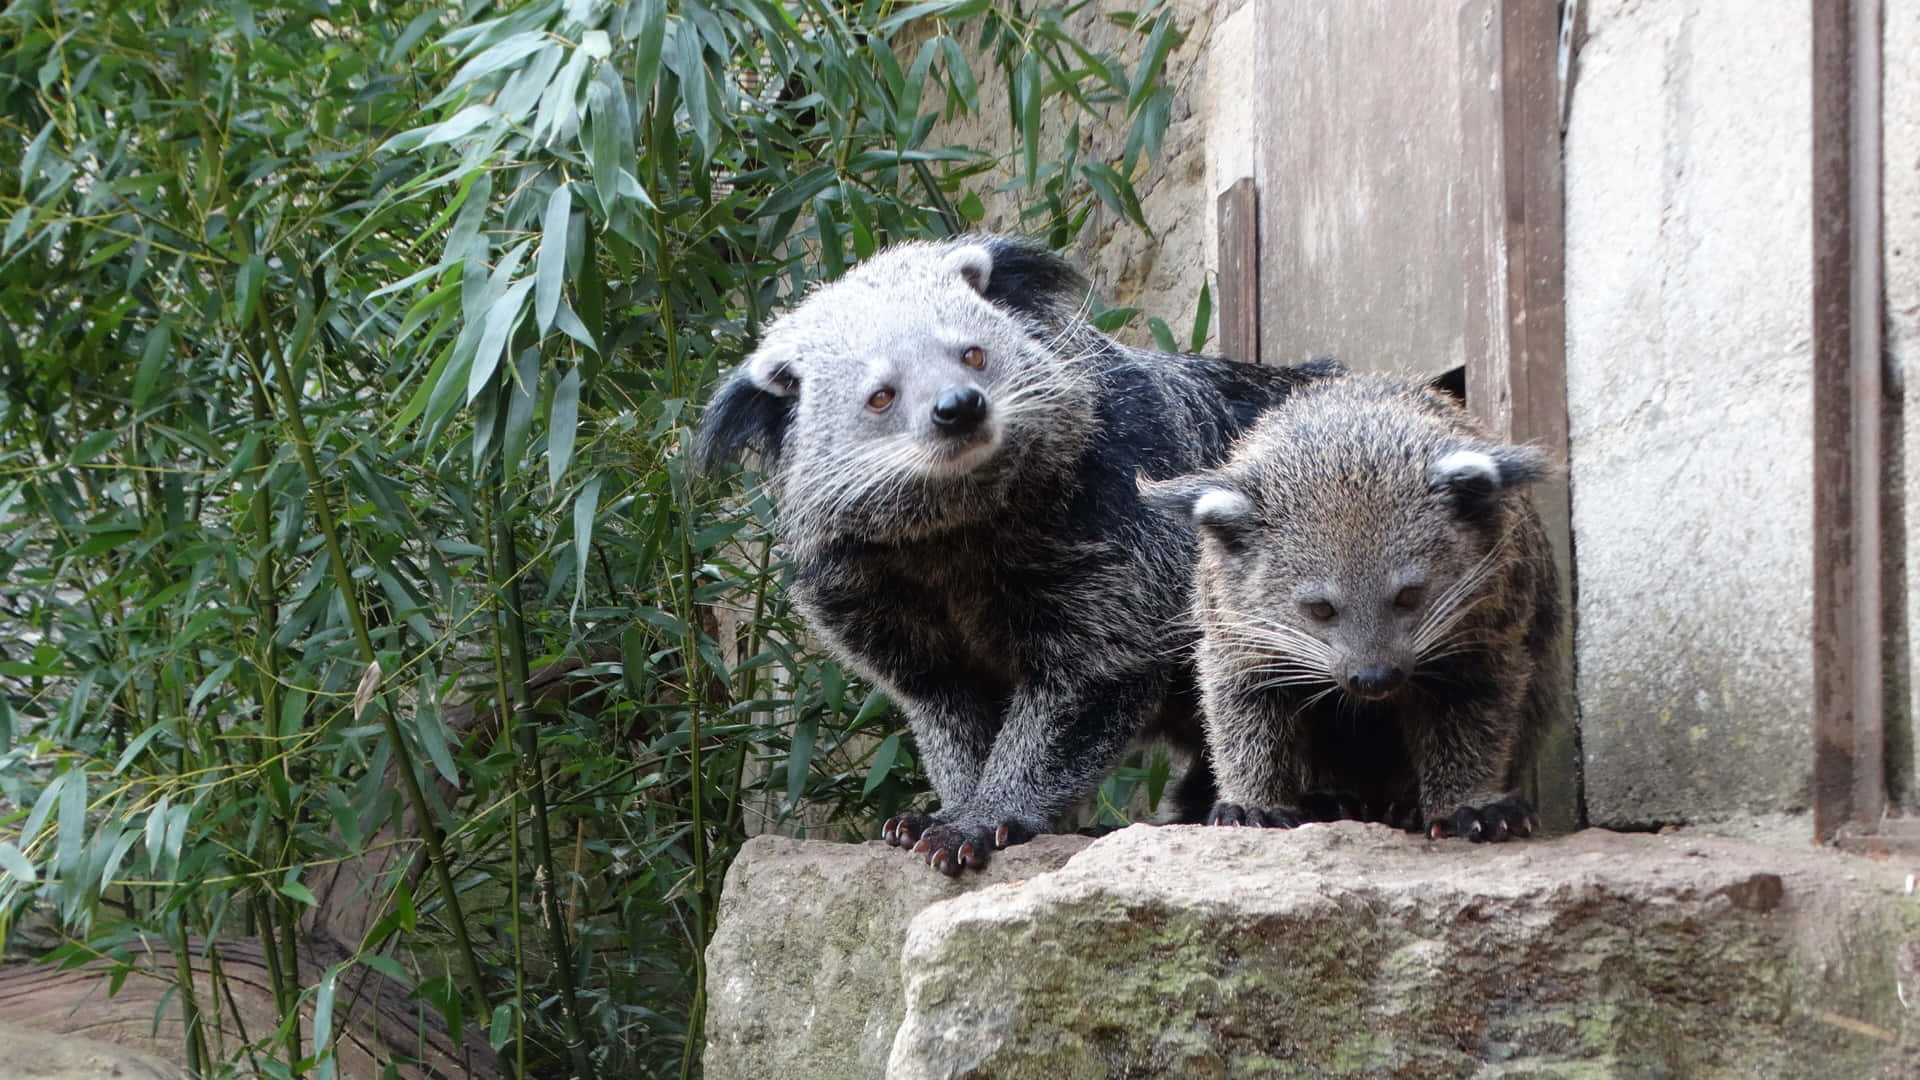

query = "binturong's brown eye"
[961,346,986,370]
[867,387,896,412]
[1306,600,1336,621]
[1393,585,1426,610]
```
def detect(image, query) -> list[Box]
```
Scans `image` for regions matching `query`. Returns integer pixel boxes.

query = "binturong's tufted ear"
[944,243,995,296]
[1427,445,1551,520]
[694,345,801,472]
[1139,472,1258,546]
[943,235,1089,321]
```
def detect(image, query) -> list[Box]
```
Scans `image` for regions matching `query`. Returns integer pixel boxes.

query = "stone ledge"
[706,824,1920,1079]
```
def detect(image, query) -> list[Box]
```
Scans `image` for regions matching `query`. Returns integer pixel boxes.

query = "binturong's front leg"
[880,691,998,852]
[1410,703,1539,843]
[907,671,1161,876]
[1202,692,1310,829]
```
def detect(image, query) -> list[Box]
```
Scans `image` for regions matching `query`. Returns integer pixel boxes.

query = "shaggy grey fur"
[698,236,1327,873]
[1143,373,1562,842]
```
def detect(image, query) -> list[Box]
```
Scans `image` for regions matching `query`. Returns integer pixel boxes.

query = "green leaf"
[131,327,172,411]
[279,868,318,908]
[0,842,36,886]
[312,963,340,1065]
[234,254,268,328]
[2,207,29,255]
[535,184,571,335]
[1016,53,1042,185]
[69,428,116,465]
[489,1003,514,1051]
[1190,280,1213,353]
[785,716,816,808]
[143,795,169,876]
[862,733,901,797]
[468,277,533,403]
[1147,316,1178,354]
[571,474,603,616]
[55,766,87,882]
[548,366,581,489]
[359,953,412,987]
[629,0,667,99]
[393,878,417,933]
[502,347,540,480]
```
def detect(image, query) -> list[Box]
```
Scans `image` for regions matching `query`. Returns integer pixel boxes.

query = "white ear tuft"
[746,344,801,397]
[943,244,994,295]
[1432,450,1499,488]
[1193,488,1254,529]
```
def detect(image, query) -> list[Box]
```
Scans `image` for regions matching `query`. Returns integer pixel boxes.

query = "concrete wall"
[1564,1,1815,825]
[1894,0,1919,807]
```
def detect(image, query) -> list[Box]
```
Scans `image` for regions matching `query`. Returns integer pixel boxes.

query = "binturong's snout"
[931,385,989,435]
[1342,663,1408,702]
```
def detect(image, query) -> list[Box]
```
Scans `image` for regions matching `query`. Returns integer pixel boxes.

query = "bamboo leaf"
[55,766,87,883]
[785,716,816,808]
[572,474,603,616]
[468,277,534,403]
[629,0,667,98]
[862,733,901,796]
[548,365,581,489]
[0,842,36,886]
[536,183,572,335]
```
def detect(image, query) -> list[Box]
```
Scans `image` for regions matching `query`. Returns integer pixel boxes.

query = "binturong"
[1142,373,1563,842]
[696,235,1330,874]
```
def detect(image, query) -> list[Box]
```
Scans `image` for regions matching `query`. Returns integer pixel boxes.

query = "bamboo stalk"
[491,487,596,1080]
[258,336,493,1041]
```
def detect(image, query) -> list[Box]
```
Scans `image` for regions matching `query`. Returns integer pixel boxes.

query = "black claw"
[1207,802,1303,829]
[1207,802,1246,827]
[994,821,1035,849]
[1430,795,1538,843]
[1252,806,1302,829]
[911,822,1008,874]
[883,809,937,847]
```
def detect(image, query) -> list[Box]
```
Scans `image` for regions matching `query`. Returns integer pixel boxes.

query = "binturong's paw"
[1205,802,1302,828]
[1295,792,1425,832]
[1428,794,1539,843]
[910,819,1038,876]
[881,809,938,848]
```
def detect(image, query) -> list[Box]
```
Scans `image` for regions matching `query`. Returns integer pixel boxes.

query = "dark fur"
[698,235,1328,872]
[1144,374,1562,842]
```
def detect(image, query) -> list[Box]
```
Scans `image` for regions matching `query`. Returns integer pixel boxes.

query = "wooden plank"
[1811,0,1885,843]
[1255,0,1491,377]
[0,938,494,1079]
[1494,0,1580,834]
[1216,178,1260,365]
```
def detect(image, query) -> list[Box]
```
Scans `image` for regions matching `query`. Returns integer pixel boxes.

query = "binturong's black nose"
[930,386,989,434]
[1346,664,1407,700]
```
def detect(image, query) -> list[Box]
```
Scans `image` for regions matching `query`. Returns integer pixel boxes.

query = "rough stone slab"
[888,824,1920,1078]
[0,1018,186,1079]
[703,833,1091,1079]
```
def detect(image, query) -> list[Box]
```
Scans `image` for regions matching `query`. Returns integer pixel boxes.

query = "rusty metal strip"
[1811,0,1885,842]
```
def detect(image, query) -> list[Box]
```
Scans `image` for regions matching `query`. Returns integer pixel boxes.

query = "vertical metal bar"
[1217,178,1260,365]
[1810,0,1881,842]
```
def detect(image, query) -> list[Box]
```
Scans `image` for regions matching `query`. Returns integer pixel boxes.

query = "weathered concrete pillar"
[1565,1,1816,825]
